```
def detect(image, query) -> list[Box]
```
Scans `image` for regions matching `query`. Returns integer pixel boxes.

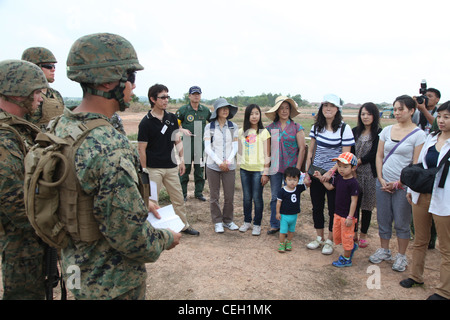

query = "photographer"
[413,87,441,135]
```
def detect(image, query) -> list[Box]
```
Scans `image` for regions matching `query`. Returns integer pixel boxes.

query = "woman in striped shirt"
[305,94,355,255]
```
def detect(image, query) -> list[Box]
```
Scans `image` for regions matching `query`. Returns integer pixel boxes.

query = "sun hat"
[319,94,343,112]
[210,98,238,120]
[265,96,300,121]
[332,152,358,166]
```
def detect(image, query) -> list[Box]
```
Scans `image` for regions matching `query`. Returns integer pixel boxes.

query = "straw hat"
[265,96,300,121]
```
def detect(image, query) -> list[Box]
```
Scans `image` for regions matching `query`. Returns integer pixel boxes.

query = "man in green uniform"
[176,86,211,201]
[21,47,65,130]
[0,59,49,299]
[53,33,181,300]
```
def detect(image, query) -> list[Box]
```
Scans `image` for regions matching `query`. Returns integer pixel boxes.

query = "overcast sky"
[1,0,449,104]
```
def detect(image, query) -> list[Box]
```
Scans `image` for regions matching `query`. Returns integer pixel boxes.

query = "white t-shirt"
[379,125,426,182]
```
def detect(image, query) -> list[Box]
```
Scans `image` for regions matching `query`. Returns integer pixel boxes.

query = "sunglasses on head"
[40,64,56,70]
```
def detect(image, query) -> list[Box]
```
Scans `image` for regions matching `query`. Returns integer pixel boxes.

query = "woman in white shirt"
[204,98,239,233]
[371,95,426,272]
[402,101,450,300]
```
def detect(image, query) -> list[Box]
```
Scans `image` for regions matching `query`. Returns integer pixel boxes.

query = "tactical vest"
[38,89,64,127]
[0,111,40,237]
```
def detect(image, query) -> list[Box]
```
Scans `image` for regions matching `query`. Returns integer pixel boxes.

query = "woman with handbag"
[401,101,450,300]
[370,95,426,272]
[351,102,382,248]
[305,94,355,255]
[265,96,306,235]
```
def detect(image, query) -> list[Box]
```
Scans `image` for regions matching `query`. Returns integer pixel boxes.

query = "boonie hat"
[332,152,358,166]
[210,98,238,120]
[189,86,202,94]
[265,96,300,121]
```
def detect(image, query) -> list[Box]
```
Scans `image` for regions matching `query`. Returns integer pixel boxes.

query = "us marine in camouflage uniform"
[53,33,181,300]
[0,60,49,299]
[21,47,64,130]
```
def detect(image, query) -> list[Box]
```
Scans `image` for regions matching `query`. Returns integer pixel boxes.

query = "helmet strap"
[0,93,36,115]
[81,77,129,111]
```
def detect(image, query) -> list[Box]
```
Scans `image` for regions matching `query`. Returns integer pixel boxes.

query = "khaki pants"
[206,167,235,224]
[148,167,189,231]
[411,193,450,298]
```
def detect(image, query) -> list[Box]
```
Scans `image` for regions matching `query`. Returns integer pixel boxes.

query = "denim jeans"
[269,172,284,229]
[240,169,264,226]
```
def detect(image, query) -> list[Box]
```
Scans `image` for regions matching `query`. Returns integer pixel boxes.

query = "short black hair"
[427,88,441,99]
[148,83,168,107]
[284,167,300,180]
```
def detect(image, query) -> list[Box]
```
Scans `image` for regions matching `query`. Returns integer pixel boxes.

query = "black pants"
[309,178,336,232]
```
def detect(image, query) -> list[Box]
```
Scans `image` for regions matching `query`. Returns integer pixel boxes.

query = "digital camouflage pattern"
[21,47,57,65]
[53,107,174,300]
[66,33,144,85]
[0,109,46,300]
[0,60,48,98]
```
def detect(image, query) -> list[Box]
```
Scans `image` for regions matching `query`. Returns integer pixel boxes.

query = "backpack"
[24,117,112,249]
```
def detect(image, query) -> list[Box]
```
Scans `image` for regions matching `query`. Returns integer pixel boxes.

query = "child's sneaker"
[278,242,286,253]
[306,236,323,250]
[239,222,252,232]
[332,255,352,268]
[285,240,292,251]
[369,248,392,263]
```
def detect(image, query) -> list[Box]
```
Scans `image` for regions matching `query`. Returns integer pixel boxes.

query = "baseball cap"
[332,152,358,166]
[189,86,202,94]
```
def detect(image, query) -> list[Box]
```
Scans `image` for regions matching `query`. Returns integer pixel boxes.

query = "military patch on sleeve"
[186,115,194,122]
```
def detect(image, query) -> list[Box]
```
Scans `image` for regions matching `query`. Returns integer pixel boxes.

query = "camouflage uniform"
[21,47,65,129]
[55,33,174,300]
[0,60,49,299]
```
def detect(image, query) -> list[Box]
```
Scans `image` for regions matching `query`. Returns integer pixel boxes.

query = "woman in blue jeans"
[238,104,271,235]
[265,96,306,234]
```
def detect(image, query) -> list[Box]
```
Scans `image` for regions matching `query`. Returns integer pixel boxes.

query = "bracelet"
[346,216,355,220]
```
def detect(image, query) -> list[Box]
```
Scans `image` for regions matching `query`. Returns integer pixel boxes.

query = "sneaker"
[399,278,424,288]
[392,253,408,272]
[307,236,324,250]
[322,239,334,255]
[332,255,352,268]
[278,242,286,253]
[285,240,292,251]
[252,225,261,236]
[223,222,239,231]
[215,223,224,233]
[369,248,392,264]
[239,222,252,232]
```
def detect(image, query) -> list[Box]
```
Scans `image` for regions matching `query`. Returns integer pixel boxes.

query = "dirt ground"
[0,110,443,301]
[120,111,442,301]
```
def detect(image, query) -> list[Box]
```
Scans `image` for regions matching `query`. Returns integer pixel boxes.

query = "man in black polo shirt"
[138,84,199,236]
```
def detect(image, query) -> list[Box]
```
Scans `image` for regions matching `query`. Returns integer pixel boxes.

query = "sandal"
[359,239,368,248]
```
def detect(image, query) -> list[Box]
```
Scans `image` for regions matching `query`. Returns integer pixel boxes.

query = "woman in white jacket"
[402,101,450,300]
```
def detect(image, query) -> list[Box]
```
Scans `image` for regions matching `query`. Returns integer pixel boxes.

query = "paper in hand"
[147,205,184,233]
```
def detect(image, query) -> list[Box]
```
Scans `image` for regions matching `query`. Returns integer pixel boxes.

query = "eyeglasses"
[127,72,136,84]
[40,64,56,70]
[157,95,170,100]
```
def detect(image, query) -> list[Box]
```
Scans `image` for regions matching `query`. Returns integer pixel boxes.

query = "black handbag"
[400,148,450,193]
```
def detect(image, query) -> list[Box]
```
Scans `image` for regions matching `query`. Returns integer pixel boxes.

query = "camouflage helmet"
[0,59,48,114]
[0,59,48,97]
[21,47,57,65]
[66,33,144,84]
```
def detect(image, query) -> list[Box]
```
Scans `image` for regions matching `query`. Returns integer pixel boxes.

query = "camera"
[415,79,428,106]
